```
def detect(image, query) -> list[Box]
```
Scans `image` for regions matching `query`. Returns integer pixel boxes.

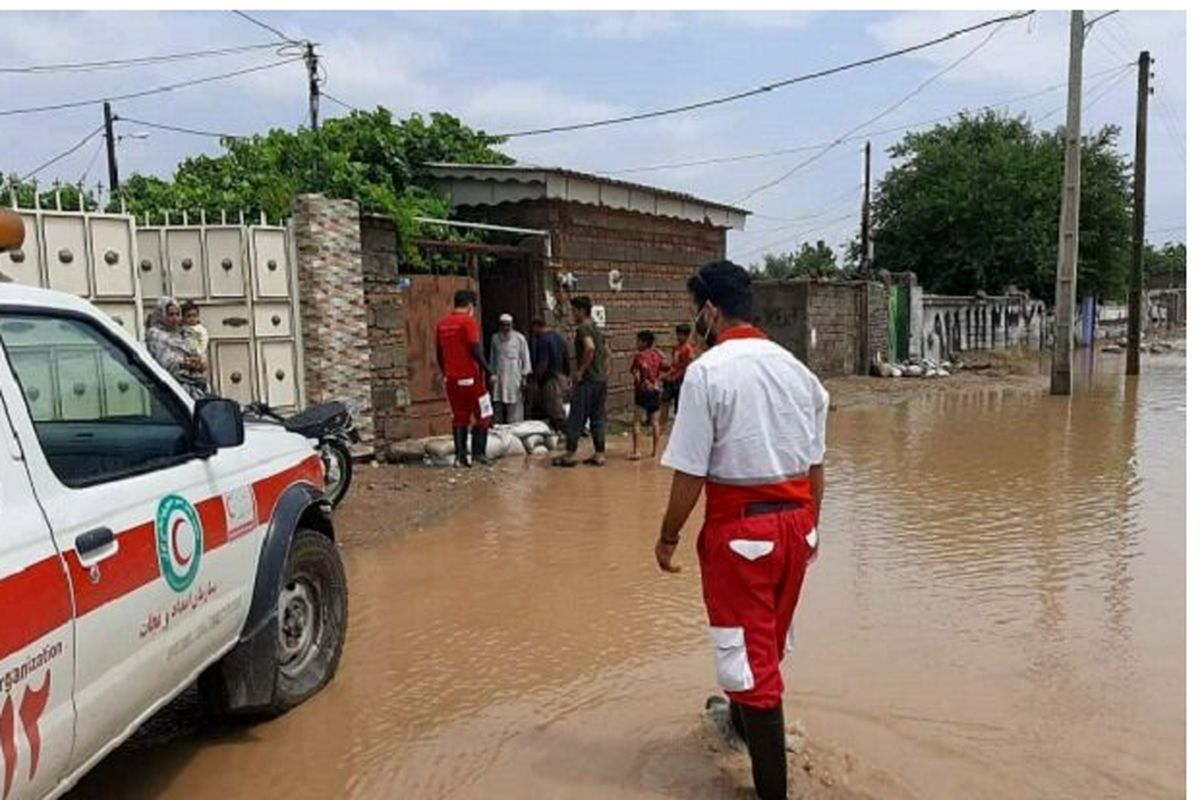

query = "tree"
[756,240,840,280]
[870,111,1132,300]
[1144,241,1185,277]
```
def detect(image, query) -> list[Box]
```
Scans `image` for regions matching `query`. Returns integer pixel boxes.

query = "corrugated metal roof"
[424,163,750,230]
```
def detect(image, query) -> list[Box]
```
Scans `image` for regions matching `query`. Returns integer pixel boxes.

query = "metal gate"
[1,197,303,412]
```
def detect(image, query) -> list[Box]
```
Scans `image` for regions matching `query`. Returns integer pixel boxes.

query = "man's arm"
[575,335,595,380]
[809,463,824,527]
[471,342,490,379]
[655,471,704,573]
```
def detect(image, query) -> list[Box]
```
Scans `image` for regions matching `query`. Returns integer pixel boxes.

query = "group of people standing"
[433,292,696,469]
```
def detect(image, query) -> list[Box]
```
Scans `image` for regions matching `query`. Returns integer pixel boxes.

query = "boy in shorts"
[629,329,666,461]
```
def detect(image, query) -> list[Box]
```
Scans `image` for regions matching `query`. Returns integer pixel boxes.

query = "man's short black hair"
[180,300,200,314]
[637,329,655,344]
[675,323,692,336]
[530,317,546,328]
[453,289,478,308]
[570,296,592,313]
[687,260,753,320]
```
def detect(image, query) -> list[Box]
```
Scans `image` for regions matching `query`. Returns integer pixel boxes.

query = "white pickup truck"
[0,283,348,799]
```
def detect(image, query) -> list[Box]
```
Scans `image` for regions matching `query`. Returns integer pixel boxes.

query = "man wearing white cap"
[489,312,532,424]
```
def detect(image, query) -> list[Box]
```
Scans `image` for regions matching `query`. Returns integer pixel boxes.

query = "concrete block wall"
[752,278,889,378]
[919,292,1047,363]
[292,194,375,446]
[362,214,412,448]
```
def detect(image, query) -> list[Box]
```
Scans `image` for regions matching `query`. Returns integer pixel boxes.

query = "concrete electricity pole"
[103,101,119,197]
[860,140,872,276]
[1051,10,1085,396]
[1126,50,1151,376]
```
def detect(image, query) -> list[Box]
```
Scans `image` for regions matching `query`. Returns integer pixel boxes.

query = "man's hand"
[655,538,681,573]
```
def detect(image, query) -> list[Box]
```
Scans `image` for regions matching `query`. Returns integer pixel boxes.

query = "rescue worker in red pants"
[436,289,495,467]
[656,260,828,800]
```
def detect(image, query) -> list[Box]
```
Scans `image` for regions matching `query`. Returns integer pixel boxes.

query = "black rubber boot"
[453,427,470,468]
[471,426,493,466]
[737,703,788,800]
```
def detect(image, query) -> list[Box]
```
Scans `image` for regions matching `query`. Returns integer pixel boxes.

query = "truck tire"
[270,528,348,713]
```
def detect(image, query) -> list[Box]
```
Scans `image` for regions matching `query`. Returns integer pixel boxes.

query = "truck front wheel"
[270,528,348,713]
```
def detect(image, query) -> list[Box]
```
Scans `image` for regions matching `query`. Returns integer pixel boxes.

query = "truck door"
[0,381,74,799]
[0,307,251,778]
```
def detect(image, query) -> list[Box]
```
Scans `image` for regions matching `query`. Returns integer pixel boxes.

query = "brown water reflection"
[71,350,1185,799]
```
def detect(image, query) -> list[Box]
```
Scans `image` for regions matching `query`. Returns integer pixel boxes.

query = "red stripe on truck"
[1,454,323,661]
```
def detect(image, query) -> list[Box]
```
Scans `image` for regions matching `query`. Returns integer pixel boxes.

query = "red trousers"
[446,376,493,428]
[698,505,816,709]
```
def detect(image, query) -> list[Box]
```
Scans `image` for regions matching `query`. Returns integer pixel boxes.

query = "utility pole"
[860,140,872,276]
[103,101,119,197]
[305,42,320,133]
[1126,50,1151,376]
[1051,10,1085,396]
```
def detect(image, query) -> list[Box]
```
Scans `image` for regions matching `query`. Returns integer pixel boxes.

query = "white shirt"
[660,334,829,483]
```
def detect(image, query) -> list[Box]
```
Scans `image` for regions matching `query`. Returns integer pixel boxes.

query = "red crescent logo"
[171,517,192,566]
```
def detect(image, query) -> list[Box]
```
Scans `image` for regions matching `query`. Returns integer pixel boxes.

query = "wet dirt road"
[72,349,1185,799]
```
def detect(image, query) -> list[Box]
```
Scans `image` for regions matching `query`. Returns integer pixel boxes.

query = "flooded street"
[72,349,1185,799]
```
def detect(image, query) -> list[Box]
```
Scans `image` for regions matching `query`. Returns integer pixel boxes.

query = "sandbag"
[425,437,456,457]
[506,420,554,439]
[504,436,527,457]
[524,434,545,452]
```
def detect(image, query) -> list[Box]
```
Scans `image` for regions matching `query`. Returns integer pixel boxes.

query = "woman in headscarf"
[145,297,210,399]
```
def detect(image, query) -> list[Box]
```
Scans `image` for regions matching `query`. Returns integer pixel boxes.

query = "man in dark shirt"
[530,318,570,432]
[554,296,609,467]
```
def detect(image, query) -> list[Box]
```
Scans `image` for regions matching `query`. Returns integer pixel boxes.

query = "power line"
[601,65,1132,177]
[0,42,283,75]
[232,10,300,44]
[20,124,106,181]
[117,116,245,140]
[1084,10,1120,30]
[77,137,107,186]
[1033,63,1132,124]
[734,14,1011,206]
[740,184,865,233]
[732,211,861,262]
[320,90,362,113]
[497,10,1035,138]
[0,56,304,118]
[1082,64,1135,115]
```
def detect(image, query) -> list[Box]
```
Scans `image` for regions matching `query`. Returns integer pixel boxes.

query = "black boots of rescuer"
[713,697,786,800]
[470,426,493,466]
[453,427,470,468]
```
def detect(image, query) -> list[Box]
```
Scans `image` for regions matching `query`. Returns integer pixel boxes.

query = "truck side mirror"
[193,398,245,453]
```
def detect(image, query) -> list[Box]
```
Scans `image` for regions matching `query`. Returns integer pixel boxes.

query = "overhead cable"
[497,10,1035,138]
[0,56,304,118]
[20,124,106,181]
[733,15,1011,206]
[0,42,283,74]
[602,64,1132,176]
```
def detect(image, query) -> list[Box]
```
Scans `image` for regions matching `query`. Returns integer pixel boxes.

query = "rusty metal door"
[403,273,477,438]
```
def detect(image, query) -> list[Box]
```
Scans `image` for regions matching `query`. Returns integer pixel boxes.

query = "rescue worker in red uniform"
[656,260,828,800]
[436,289,494,467]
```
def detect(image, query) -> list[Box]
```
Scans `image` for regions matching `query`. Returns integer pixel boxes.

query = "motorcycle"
[244,400,359,508]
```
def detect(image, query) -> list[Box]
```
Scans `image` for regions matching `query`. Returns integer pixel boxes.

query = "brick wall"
[469,200,726,413]
[751,278,889,378]
[292,194,374,445]
[362,214,411,448]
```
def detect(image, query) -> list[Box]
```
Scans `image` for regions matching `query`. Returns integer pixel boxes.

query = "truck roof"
[0,283,106,315]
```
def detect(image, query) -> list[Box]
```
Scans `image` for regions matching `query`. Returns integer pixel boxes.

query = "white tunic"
[661,336,829,482]
[490,331,532,404]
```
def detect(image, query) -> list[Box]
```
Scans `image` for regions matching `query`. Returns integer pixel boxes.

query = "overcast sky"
[0,9,1187,262]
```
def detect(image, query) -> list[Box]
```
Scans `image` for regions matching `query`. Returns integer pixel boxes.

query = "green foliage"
[756,240,841,280]
[1,177,101,212]
[1144,241,1185,277]
[871,110,1132,301]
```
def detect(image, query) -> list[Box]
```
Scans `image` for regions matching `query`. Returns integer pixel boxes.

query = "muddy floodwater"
[73,350,1185,799]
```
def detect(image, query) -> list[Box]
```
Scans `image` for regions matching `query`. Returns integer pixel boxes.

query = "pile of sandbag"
[386,420,562,466]
[871,356,954,379]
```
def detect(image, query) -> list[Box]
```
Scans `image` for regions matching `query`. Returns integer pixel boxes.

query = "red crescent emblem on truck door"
[171,518,192,566]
